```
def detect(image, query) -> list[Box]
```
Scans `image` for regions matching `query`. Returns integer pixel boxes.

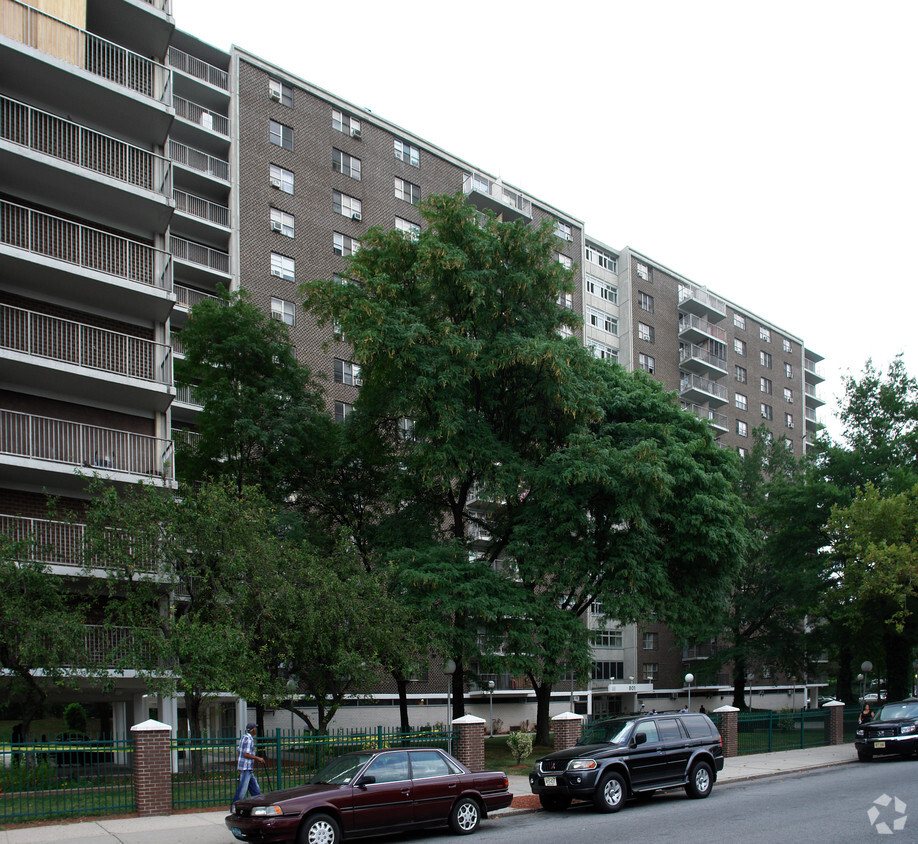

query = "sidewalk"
[0,744,858,843]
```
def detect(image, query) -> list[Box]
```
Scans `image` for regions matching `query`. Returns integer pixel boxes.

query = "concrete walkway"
[0,744,858,843]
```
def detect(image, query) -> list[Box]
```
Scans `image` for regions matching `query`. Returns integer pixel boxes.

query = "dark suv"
[529,713,724,813]
[856,698,918,762]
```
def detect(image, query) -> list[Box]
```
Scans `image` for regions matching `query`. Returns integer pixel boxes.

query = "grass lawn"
[483,736,552,774]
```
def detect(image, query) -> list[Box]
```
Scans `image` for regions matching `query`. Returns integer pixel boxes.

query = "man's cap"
[246,722,257,731]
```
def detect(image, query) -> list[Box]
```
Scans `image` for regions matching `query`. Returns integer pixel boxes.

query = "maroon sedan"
[225,747,512,843]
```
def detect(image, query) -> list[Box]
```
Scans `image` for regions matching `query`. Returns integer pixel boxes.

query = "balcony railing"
[0,0,171,104]
[81,624,156,668]
[683,641,717,660]
[0,94,172,195]
[167,46,229,91]
[678,312,726,342]
[0,408,175,480]
[169,235,229,274]
[804,358,824,378]
[679,372,728,402]
[173,189,230,228]
[171,427,201,448]
[173,95,229,137]
[167,139,229,181]
[682,402,728,431]
[1,302,172,384]
[462,172,532,219]
[679,342,727,373]
[1,198,172,290]
[678,284,727,318]
[174,384,203,408]
[174,283,223,310]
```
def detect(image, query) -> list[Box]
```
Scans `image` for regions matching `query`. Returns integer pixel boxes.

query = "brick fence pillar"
[452,714,486,772]
[713,705,739,758]
[551,712,583,752]
[131,718,173,816]
[824,701,845,745]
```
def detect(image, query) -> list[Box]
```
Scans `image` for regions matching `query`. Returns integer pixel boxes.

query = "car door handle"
[401,788,411,796]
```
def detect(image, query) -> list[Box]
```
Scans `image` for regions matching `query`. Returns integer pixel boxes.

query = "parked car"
[225,747,512,842]
[529,712,724,813]
[855,698,918,762]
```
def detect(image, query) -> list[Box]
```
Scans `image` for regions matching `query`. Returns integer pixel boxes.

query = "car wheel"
[449,796,481,835]
[685,761,714,799]
[857,749,873,763]
[298,813,340,844]
[539,792,572,812]
[593,771,626,813]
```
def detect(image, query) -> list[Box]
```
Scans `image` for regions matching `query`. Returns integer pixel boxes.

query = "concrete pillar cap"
[131,719,173,732]
[551,711,584,722]
[712,705,740,713]
[451,714,487,725]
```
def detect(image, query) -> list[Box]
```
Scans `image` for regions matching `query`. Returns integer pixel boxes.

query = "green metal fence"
[708,706,861,755]
[0,735,135,823]
[172,726,457,810]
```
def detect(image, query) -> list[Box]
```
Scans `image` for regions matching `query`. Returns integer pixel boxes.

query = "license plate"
[544,776,557,787]
[875,741,886,748]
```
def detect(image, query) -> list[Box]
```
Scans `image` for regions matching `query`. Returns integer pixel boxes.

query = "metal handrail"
[169,235,230,274]
[167,139,229,181]
[167,46,229,90]
[173,95,229,137]
[173,189,230,228]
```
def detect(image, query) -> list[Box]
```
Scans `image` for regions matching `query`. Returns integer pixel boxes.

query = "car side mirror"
[356,775,376,787]
[633,732,647,746]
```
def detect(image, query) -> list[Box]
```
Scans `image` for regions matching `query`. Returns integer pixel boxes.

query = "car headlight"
[251,805,283,816]
[901,725,917,735]
[856,730,864,737]
[567,759,598,771]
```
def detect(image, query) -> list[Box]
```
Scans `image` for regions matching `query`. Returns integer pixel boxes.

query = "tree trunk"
[731,660,748,710]
[451,662,466,720]
[836,639,853,703]
[532,681,552,746]
[255,702,265,735]
[395,674,410,732]
[884,626,912,701]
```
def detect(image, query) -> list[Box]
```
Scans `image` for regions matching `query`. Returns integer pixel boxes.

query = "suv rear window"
[681,715,714,738]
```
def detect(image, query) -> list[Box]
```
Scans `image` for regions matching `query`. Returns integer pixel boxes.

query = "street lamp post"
[861,660,873,704]
[685,674,694,711]
[487,680,495,736]
[444,660,456,754]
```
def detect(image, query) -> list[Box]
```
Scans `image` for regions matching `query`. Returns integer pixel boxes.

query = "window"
[332,108,361,138]
[395,217,420,241]
[590,599,604,616]
[784,387,793,403]
[638,291,654,313]
[590,342,617,362]
[735,365,747,383]
[270,297,295,325]
[760,377,773,394]
[554,220,573,241]
[363,752,409,784]
[268,78,293,107]
[269,207,294,237]
[332,148,361,180]
[394,177,420,205]
[394,138,420,167]
[783,338,793,353]
[333,190,362,219]
[734,339,746,356]
[784,362,794,378]
[737,420,748,437]
[334,359,362,386]
[785,412,794,429]
[636,262,649,280]
[760,351,772,368]
[591,661,624,681]
[585,245,617,272]
[734,313,746,330]
[735,393,747,410]
[592,629,623,648]
[638,322,654,343]
[785,439,794,453]
[269,120,293,150]
[761,403,773,420]
[585,274,617,303]
[334,401,354,422]
[269,164,294,194]
[558,291,573,310]
[333,232,360,256]
[643,632,658,650]
[556,252,573,271]
[759,326,771,342]
[270,252,295,282]
[588,309,617,334]
[638,353,655,374]
[643,663,659,681]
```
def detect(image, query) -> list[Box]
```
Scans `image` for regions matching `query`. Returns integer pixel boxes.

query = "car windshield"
[877,702,918,721]
[580,719,635,745]
[310,752,375,785]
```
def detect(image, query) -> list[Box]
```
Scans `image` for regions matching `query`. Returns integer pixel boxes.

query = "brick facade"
[131,720,173,816]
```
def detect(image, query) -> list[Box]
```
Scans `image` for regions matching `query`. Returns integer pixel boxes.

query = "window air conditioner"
[350,127,362,139]
[271,311,282,320]
[788,422,795,429]
[270,220,283,232]
[269,177,282,189]
[271,268,283,277]
[352,212,361,221]
[269,90,281,102]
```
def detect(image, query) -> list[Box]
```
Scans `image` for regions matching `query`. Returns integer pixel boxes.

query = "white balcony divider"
[0,408,175,480]
[0,0,171,104]
[1,302,172,384]
[0,94,172,195]
[167,46,229,91]
[167,138,229,181]
[1,198,172,290]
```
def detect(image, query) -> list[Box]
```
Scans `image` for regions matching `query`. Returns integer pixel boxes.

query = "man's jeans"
[232,769,261,805]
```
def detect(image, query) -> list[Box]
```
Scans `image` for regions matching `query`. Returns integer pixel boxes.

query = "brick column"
[452,714,486,772]
[713,705,739,758]
[551,712,583,752]
[824,701,845,745]
[131,718,173,816]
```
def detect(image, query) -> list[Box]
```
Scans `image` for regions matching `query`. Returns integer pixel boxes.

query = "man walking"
[232,722,265,806]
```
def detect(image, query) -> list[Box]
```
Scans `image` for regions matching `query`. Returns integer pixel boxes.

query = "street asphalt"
[0,743,856,843]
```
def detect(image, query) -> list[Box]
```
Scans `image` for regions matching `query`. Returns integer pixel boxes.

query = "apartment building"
[0,0,826,731]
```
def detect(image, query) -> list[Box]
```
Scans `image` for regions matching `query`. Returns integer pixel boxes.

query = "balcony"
[683,641,717,661]
[167,46,229,93]
[172,188,230,241]
[1,302,174,411]
[0,408,176,493]
[678,312,726,344]
[679,372,728,407]
[168,235,230,286]
[0,0,173,143]
[172,284,223,324]
[0,198,174,321]
[462,172,532,221]
[168,139,229,184]
[173,95,229,143]
[682,402,728,433]
[678,284,726,321]
[804,382,825,408]
[805,405,820,434]
[89,0,174,60]
[0,95,174,237]
[804,355,825,384]
[679,343,728,378]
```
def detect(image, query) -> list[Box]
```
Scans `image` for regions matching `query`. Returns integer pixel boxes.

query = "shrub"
[64,703,88,734]
[506,731,534,765]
